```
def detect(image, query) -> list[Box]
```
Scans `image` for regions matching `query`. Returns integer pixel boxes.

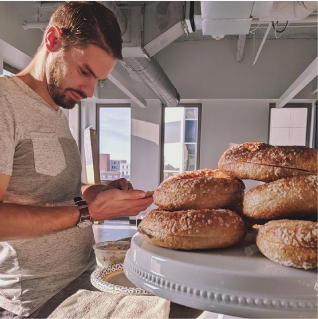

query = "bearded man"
[0,2,153,317]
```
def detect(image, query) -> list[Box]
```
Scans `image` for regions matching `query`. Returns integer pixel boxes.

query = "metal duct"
[123,57,180,107]
[101,1,181,107]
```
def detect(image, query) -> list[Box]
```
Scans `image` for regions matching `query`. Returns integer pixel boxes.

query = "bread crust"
[138,209,247,250]
[256,220,317,269]
[153,169,245,212]
[243,175,317,220]
[218,142,318,182]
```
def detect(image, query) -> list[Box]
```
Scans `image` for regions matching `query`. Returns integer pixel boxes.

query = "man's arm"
[0,201,79,241]
[0,173,10,201]
[0,173,79,240]
[0,174,153,241]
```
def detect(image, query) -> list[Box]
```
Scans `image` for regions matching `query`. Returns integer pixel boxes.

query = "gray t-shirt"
[0,76,95,317]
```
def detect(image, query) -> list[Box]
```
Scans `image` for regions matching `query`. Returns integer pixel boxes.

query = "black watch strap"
[74,197,93,227]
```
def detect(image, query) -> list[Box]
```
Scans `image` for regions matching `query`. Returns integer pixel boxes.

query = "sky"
[99,107,131,163]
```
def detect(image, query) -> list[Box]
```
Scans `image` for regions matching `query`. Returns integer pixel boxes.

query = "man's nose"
[81,80,97,98]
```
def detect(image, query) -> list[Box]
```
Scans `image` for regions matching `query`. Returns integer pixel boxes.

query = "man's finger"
[145,191,154,198]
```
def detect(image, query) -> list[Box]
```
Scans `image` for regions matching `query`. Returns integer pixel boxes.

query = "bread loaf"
[256,220,317,269]
[243,175,317,220]
[218,142,318,182]
[153,169,245,212]
[138,209,247,250]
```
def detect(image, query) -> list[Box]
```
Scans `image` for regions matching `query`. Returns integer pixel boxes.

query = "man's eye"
[80,69,89,76]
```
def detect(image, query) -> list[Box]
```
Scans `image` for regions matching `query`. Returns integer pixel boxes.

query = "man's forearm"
[0,202,80,241]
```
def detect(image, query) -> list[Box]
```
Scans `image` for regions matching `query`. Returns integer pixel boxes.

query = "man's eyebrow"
[83,63,107,81]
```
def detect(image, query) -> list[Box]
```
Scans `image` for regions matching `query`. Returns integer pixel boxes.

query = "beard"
[47,56,87,110]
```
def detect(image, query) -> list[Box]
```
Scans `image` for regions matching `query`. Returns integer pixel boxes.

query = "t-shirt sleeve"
[0,91,16,176]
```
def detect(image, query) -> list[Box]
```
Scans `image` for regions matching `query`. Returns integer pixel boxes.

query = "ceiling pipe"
[33,1,62,11]
[22,21,48,30]
[123,57,180,107]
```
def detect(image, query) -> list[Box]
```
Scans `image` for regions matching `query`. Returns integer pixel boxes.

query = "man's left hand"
[102,178,133,191]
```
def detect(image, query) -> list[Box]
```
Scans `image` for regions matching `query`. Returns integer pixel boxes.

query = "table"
[29,222,205,318]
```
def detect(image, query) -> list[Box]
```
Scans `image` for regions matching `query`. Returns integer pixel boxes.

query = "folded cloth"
[48,290,170,319]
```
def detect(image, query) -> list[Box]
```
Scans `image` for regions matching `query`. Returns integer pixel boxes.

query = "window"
[161,105,201,181]
[2,62,19,75]
[2,69,13,75]
[97,105,131,183]
[268,103,312,146]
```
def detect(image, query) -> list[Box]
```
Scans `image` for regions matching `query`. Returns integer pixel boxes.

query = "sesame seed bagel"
[256,220,317,269]
[138,209,247,250]
[243,175,318,220]
[218,142,318,182]
[153,169,245,212]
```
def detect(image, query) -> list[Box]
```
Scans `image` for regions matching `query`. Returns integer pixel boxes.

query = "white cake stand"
[123,231,317,318]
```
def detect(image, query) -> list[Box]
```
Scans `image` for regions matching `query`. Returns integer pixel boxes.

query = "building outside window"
[97,105,131,183]
[162,105,201,181]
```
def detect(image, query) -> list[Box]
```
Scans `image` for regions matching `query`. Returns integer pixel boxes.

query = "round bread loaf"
[153,169,245,212]
[218,142,318,182]
[256,220,317,269]
[138,209,247,250]
[243,175,317,220]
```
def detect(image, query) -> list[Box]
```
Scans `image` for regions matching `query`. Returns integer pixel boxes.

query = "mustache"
[66,88,87,99]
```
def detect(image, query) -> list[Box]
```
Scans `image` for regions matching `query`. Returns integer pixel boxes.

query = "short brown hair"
[48,1,122,59]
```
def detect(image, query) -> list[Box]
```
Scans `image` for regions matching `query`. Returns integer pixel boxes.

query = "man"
[0,2,153,317]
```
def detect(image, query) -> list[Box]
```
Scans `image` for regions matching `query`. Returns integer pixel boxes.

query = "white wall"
[199,99,270,190]
[0,2,42,59]
[130,99,162,193]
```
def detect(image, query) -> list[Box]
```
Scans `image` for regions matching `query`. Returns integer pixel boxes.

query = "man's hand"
[88,188,153,221]
[82,178,133,203]
[102,178,133,191]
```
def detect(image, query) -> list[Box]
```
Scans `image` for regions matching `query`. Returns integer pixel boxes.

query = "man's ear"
[45,26,62,52]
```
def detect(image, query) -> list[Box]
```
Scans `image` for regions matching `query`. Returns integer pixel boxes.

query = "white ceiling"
[1,1,317,105]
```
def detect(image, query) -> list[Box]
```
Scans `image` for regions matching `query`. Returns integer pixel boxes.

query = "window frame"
[160,103,202,182]
[68,102,81,151]
[315,101,318,149]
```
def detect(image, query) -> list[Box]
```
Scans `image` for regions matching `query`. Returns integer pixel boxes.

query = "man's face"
[47,45,117,109]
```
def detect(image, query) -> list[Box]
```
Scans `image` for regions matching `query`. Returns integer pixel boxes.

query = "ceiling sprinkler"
[211,35,225,40]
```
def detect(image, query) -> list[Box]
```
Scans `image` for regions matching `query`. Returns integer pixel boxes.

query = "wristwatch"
[74,197,94,228]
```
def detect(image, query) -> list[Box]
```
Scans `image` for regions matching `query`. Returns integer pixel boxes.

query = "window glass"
[162,105,200,181]
[98,106,131,182]
[185,120,197,143]
[3,69,13,75]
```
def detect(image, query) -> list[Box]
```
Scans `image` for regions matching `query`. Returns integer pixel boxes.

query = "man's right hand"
[88,188,153,221]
